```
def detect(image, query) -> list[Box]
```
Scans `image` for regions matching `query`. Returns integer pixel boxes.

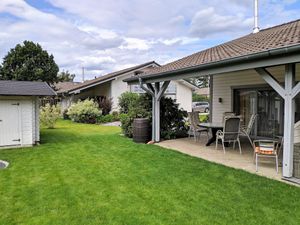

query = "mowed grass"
[0,120,299,225]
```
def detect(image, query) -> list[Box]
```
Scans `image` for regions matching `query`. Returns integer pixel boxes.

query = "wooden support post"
[256,64,299,177]
[282,64,295,177]
[139,79,170,142]
[154,83,160,142]
[139,79,155,142]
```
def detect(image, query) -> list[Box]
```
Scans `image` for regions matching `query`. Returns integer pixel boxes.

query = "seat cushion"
[255,147,274,155]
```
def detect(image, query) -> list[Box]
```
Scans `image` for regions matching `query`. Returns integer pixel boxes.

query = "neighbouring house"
[124,19,300,179]
[195,87,209,99]
[0,80,56,148]
[55,61,196,113]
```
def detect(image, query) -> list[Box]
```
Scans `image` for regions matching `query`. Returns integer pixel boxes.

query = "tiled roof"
[136,19,300,78]
[0,80,56,96]
[64,61,159,93]
[55,82,81,94]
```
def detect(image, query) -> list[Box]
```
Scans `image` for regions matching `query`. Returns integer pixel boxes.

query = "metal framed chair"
[240,114,258,147]
[216,116,242,154]
[188,112,209,142]
[222,112,236,122]
[253,139,282,173]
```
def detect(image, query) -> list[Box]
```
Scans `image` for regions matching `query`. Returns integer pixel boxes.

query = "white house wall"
[111,77,130,111]
[212,64,300,123]
[174,81,193,112]
[110,73,193,112]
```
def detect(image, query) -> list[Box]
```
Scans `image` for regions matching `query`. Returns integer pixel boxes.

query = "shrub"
[67,99,101,124]
[118,92,151,137]
[62,109,69,120]
[159,97,188,139]
[98,97,112,115]
[118,92,188,139]
[96,111,120,124]
[192,93,209,102]
[199,114,209,122]
[96,114,114,124]
[111,111,119,121]
[120,113,133,137]
[118,92,140,114]
[40,104,61,128]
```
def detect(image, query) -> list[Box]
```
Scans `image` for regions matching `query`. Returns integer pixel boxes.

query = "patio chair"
[216,116,241,154]
[253,139,281,173]
[188,112,209,142]
[222,112,236,122]
[240,114,258,147]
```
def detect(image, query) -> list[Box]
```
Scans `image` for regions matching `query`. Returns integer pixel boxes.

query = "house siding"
[111,77,130,111]
[212,65,300,123]
[175,81,193,112]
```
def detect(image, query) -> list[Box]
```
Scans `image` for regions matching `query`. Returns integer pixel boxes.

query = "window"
[131,83,176,95]
[234,88,284,138]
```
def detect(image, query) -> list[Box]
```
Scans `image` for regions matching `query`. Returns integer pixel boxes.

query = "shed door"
[0,101,21,146]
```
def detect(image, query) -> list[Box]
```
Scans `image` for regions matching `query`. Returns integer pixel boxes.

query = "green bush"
[67,99,101,124]
[96,111,120,124]
[118,92,151,137]
[98,97,112,115]
[159,97,188,139]
[40,104,61,128]
[192,93,209,102]
[118,92,140,114]
[199,114,209,122]
[118,92,188,139]
[111,111,120,121]
[97,114,114,123]
[62,109,69,120]
[119,113,133,137]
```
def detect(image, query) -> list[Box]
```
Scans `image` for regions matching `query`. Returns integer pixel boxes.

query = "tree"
[0,41,59,84]
[188,76,210,88]
[58,70,76,82]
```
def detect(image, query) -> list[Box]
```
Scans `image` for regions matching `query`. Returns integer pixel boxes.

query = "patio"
[157,136,284,182]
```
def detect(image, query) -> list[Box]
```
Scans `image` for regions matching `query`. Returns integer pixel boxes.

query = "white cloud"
[190,7,252,37]
[120,38,153,51]
[0,0,299,81]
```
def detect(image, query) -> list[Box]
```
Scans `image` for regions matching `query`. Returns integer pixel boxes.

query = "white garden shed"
[0,80,56,148]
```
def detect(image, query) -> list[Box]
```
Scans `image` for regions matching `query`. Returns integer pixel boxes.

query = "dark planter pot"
[133,118,150,143]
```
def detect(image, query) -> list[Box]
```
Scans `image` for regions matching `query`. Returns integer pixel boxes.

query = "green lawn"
[0,120,299,225]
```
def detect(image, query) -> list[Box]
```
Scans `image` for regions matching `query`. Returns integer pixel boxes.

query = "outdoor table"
[198,122,223,146]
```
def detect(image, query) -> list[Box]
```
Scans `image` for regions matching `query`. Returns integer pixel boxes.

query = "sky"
[0,0,300,81]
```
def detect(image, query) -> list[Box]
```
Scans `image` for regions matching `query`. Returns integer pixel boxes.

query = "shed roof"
[0,80,56,96]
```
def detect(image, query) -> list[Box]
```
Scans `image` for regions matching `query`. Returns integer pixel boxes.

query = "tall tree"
[58,70,76,82]
[188,76,210,88]
[0,41,59,84]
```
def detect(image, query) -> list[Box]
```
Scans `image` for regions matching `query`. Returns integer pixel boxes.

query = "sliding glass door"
[234,88,284,138]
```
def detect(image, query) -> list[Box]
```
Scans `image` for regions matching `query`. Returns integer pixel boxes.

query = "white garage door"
[0,101,21,146]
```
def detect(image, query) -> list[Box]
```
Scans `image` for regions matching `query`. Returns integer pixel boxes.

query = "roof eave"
[124,44,300,84]
[67,61,160,93]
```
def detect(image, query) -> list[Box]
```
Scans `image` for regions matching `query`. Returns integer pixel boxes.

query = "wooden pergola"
[125,46,300,179]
